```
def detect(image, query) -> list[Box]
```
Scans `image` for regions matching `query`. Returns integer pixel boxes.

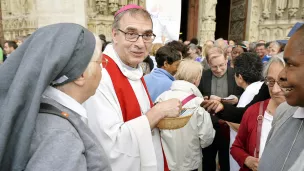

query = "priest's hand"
[146,99,182,129]
[244,156,259,171]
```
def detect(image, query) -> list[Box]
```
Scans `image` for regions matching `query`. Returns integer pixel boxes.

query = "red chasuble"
[104,54,169,171]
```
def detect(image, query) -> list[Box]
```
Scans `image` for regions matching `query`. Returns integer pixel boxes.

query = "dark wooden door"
[228,0,248,42]
[187,0,199,40]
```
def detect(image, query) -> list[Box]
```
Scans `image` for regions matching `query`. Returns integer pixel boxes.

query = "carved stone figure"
[274,27,284,39]
[119,0,128,8]
[96,0,108,15]
[200,19,216,42]
[260,27,271,41]
[288,0,300,17]
[276,0,287,17]
[262,0,272,19]
[109,0,119,15]
[202,0,217,20]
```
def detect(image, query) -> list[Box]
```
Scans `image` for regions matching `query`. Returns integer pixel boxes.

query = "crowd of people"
[0,3,304,171]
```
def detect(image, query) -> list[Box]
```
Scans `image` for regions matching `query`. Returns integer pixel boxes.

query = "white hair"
[175,60,203,83]
[263,56,285,78]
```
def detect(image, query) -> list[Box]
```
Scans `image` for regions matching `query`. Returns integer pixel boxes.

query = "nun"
[0,23,112,171]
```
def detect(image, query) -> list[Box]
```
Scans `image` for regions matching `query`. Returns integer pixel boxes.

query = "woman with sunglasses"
[230,57,286,171]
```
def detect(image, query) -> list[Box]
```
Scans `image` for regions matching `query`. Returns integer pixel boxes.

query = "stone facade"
[0,0,303,42]
[246,0,304,42]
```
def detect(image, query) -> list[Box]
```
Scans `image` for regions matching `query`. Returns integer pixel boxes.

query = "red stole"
[104,54,169,171]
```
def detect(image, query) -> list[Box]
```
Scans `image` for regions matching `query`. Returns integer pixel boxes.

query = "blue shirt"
[144,68,175,102]
[262,55,271,63]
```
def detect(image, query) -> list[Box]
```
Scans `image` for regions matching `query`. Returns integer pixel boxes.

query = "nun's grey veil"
[0,23,96,170]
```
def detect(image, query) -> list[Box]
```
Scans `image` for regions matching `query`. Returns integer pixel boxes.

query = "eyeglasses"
[118,29,156,42]
[265,77,281,87]
[91,58,108,68]
[210,62,227,70]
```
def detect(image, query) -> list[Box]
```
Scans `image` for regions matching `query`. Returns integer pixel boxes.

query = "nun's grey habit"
[0,23,111,171]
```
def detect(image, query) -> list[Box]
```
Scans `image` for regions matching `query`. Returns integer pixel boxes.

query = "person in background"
[227,52,264,171]
[156,60,215,171]
[15,36,27,46]
[0,23,112,171]
[99,34,107,51]
[255,43,267,59]
[231,57,285,171]
[248,42,257,52]
[225,45,233,66]
[140,55,154,75]
[188,43,202,61]
[258,40,266,44]
[214,38,228,51]
[262,41,281,64]
[205,40,214,47]
[150,43,163,69]
[190,37,199,45]
[144,45,182,102]
[197,45,203,56]
[229,40,235,46]
[3,41,18,60]
[230,44,247,68]
[0,44,4,64]
[166,40,189,58]
[242,41,250,51]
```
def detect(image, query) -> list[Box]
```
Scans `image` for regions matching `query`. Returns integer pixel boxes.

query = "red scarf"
[104,54,169,171]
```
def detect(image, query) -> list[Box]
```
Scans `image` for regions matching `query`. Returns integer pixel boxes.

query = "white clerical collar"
[42,86,87,119]
[103,44,143,81]
[293,107,304,119]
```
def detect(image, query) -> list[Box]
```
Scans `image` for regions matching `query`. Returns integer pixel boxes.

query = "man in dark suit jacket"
[198,47,242,171]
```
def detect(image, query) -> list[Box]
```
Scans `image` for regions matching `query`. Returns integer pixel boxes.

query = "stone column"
[36,0,87,28]
[199,0,217,45]
[245,0,260,42]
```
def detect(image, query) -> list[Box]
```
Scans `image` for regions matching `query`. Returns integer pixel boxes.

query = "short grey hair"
[269,41,281,49]
[214,38,228,50]
[112,8,152,30]
[263,56,285,78]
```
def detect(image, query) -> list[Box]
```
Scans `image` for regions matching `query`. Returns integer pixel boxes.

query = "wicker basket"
[156,114,193,130]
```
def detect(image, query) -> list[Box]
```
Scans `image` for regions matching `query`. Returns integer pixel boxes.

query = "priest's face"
[112,12,153,68]
[278,30,304,107]
[209,55,228,78]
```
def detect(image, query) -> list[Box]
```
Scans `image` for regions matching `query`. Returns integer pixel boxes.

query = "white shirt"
[83,44,163,171]
[293,107,304,119]
[237,81,264,108]
[42,86,88,124]
[156,80,215,171]
[259,111,273,158]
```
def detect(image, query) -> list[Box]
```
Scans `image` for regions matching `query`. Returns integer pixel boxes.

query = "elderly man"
[198,46,243,171]
[84,5,181,171]
[259,24,304,171]
[0,23,111,170]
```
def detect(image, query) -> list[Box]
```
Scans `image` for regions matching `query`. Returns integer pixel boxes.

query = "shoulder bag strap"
[255,101,265,158]
[181,94,196,106]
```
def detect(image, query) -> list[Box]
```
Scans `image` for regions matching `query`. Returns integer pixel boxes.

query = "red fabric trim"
[104,54,169,171]
[104,55,141,121]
